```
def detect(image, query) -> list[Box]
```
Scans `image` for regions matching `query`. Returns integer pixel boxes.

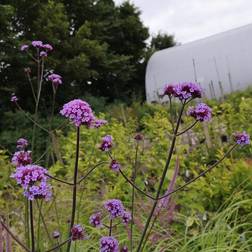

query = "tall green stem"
[30,201,35,252]
[67,127,80,252]
[130,143,139,251]
[136,103,185,252]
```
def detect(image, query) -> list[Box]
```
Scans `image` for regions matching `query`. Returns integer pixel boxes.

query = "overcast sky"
[114,0,252,43]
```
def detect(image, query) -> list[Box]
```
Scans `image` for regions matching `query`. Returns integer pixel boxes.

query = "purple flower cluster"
[21,41,53,58]
[93,119,108,128]
[60,99,95,127]
[16,138,28,150]
[71,224,85,240]
[120,246,128,252]
[89,212,103,228]
[48,73,63,86]
[163,82,202,101]
[100,236,119,252]
[121,211,131,225]
[100,135,113,151]
[233,131,250,146]
[11,165,52,201]
[11,93,18,103]
[11,151,32,167]
[187,103,212,122]
[104,199,124,219]
[109,160,121,172]
[134,133,144,141]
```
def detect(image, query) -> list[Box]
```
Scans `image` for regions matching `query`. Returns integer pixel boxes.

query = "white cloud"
[114,0,252,43]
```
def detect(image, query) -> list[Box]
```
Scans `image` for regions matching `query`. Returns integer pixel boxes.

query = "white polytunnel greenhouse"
[145,23,252,102]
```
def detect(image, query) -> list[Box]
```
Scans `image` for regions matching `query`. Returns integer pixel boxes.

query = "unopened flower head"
[11,151,32,167]
[60,99,95,127]
[121,211,131,225]
[71,224,85,241]
[16,138,29,150]
[31,40,43,48]
[20,44,29,51]
[89,212,103,228]
[104,199,124,219]
[174,82,202,101]
[48,73,63,86]
[110,160,121,172]
[120,246,128,252]
[163,84,175,97]
[233,131,250,146]
[188,103,212,122]
[52,230,60,239]
[134,133,143,141]
[100,135,113,151]
[11,93,18,103]
[100,236,119,252]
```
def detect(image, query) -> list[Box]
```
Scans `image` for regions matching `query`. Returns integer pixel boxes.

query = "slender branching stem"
[0,220,31,252]
[29,201,35,252]
[67,127,80,252]
[26,72,37,103]
[177,120,198,136]
[45,238,71,252]
[130,143,139,252]
[45,174,74,186]
[119,169,155,200]
[158,144,237,200]
[136,102,185,252]
[109,219,113,236]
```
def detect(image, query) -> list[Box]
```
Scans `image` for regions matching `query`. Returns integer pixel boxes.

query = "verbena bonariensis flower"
[163,84,175,97]
[31,40,43,48]
[40,51,48,57]
[100,135,113,151]
[174,82,202,101]
[233,131,250,145]
[89,212,103,228]
[11,165,52,200]
[187,103,212,122]
[52,230,60,239]
[16,138,29,150]
[93,119,107,128]
[104,199,124,219]
[42,43,53,51]
[121,211,131,225]
[100,236,119,252]
[71,224,85,240]
[11,151,32,167]
[134,133,143,141]
[11,93,18,102]
[48,73,63,86]
[20,44,29,51]
[110,160,121,172]
[60,99,95,127]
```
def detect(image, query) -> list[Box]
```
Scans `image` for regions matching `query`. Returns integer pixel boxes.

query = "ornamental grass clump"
[3,40,251,252]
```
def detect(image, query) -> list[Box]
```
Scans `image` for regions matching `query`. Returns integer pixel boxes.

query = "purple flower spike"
[121,211,131,225]
[89,212,103,228]
[187,103,212,122]
[110,160,121,172]
[233,131,250,146]
[20,44,29,51]
[71,224,85,241]
[42,44,53,51]
[100,236,119,252]
[60,99,95,127]
[104,199,124,219]
[100,135,113,151]
[11,93,18,103]
[174,82,202,101]
[163,84,175,97]
[16,138,29,150]
[31,40,43,48]
[40,51,48,57]
[11,151,32,167]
